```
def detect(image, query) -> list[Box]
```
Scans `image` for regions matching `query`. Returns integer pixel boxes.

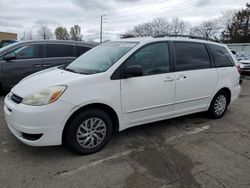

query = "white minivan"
[4,36,241,154]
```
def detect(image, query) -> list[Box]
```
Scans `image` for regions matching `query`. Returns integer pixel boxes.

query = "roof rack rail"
[153,34,222,43]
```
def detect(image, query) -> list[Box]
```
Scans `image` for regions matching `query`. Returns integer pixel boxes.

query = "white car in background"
[239,59,250,75]
[4,36,241,154]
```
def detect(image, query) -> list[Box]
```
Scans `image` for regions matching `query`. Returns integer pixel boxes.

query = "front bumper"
[4,95,75,146]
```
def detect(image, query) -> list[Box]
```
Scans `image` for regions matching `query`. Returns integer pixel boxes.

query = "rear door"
[1,44,44,88]
[172,42,218,115]
[43,43,76,68]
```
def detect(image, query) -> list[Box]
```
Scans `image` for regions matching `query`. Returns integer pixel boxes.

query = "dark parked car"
[0,40,97,90]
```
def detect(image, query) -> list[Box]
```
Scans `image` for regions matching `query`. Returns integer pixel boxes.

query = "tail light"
[236,65,242,74]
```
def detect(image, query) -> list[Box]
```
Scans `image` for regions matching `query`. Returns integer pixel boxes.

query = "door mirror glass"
[4,53,16,61]
[123,65,143,78]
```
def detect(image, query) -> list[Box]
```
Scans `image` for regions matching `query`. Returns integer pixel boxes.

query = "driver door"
[121,42,175,127]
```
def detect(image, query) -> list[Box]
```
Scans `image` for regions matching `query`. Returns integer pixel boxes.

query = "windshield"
[0,42,17,54]
[66,41,138,74]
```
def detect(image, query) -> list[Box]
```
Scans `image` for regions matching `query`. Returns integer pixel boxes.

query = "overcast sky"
[0,0,247,41]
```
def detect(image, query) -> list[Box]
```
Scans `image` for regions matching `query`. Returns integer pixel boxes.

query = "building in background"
[0,31,17,48]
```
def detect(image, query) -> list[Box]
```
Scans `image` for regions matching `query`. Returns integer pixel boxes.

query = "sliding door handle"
[164,77,175,82]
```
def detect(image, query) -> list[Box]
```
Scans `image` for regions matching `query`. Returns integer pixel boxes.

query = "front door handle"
[164,77,175,82]
[34,64,42,68]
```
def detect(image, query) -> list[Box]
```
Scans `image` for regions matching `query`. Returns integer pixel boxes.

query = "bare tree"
[133,22,154,37]
[170,17,189,35]
[55,26,70,40]
[70,25,83,41]
[151,18,171,35]
[37,25,53,40]
[220,10,237,29]
[20,31,27,41]
[124,17,190,37]
[120,32,137,39]
[131,18,171,37]
[28,29,33,40]
[191,20,221,39]
[20,29,33,41]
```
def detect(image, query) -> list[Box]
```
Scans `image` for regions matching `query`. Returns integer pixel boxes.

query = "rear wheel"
[208,91,229,119]
[66,109,113,155]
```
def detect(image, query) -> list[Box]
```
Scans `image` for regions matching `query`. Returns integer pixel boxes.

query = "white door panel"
[121,73,175,126]
[174,69,218,114]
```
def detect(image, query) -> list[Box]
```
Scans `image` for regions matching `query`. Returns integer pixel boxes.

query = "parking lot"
[0,78,249,188]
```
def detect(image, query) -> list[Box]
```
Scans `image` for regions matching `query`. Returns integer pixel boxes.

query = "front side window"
[209,44,234,67]
[45,44,74,58]
[6,44,43,60]
[125,42,170,76]
[66,42,138,74]
[173,42,211,71]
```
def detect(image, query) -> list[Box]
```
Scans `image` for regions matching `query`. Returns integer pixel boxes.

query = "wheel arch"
[213,87,232,105]
[62,103,120,145]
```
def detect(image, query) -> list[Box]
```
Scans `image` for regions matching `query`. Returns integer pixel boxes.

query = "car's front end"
[4,91,75,146]
[4,40,139,149]
[3,67,85,146]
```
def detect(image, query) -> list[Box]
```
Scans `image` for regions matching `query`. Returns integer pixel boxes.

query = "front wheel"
[208,91,229,119]
[66,109,113,155]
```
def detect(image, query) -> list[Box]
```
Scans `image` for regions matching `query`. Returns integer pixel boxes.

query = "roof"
[9,40,98,47]
[117,36,226,47]
[0,40,98,55]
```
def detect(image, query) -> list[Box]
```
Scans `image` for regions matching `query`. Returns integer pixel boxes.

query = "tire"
[208,91,229,119]
[66,109,113,155]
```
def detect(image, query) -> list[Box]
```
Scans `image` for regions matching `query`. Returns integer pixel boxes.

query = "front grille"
[10,94,23,104]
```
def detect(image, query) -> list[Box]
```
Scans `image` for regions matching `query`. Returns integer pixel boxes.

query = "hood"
[11,67,84,97]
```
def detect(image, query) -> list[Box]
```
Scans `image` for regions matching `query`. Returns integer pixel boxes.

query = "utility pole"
[100,15,106,43]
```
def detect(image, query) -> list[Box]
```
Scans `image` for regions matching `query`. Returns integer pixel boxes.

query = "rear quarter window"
[208,44,234,67]
[173,42,211,71]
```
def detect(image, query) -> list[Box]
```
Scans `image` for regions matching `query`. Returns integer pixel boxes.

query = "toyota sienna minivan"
[4,36,241,154]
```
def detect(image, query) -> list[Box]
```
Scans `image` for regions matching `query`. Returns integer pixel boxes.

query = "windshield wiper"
[63,67,80,74]
[60,66,99,75]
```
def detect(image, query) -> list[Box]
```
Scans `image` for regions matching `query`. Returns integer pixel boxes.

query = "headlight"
[22,86,67,106]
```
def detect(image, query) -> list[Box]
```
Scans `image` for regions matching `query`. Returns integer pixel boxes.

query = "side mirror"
[123,65,143,78]
[4,53,16,61]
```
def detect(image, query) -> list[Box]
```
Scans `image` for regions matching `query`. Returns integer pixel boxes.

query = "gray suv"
[0,40,97,90]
